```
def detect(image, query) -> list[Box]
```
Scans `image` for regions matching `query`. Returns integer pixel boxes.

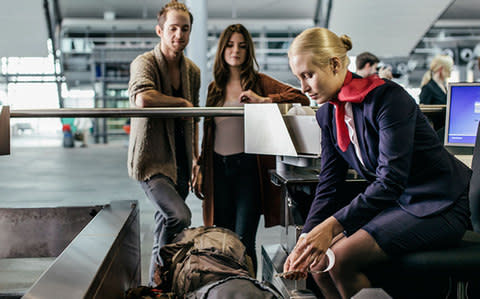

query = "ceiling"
[441,0,480,18]
[59,0,316,20]
[56,0,480,22]
[0,0,49,57]
[329,0,454,58]
[1,0,480,59]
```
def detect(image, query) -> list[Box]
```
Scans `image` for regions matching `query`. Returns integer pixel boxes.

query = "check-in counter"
[245,103,321,159]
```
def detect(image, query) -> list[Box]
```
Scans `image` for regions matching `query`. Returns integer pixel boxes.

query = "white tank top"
[214,101,244,156]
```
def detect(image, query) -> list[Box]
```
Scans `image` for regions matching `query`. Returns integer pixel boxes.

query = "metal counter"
[22,200,140,299]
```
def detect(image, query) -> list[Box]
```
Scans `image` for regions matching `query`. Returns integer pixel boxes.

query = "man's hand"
[378,66,393,80]
[182,99,193,107]
[135,90,194,108]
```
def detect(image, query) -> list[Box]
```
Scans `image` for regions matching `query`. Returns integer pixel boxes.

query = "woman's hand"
[283,217,341,279]
[283,235,309,280]
[191,163,204,200]
[239,90,271,103]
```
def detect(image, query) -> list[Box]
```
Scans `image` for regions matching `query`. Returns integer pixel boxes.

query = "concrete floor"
[0,135,282,295]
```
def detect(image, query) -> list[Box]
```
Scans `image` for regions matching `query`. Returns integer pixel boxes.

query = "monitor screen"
[444,82,480,148]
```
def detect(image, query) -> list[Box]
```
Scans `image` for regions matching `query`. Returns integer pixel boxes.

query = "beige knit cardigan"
[127,43,200,183]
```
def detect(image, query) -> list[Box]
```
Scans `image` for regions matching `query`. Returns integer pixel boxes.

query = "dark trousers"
[213,152,261,272]
[141,166,190,286]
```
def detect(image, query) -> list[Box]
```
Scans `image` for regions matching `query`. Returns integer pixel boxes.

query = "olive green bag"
[158,226,255,298]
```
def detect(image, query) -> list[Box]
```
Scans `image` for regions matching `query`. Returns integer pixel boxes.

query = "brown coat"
[199,73,309,227]
[127,43,200,183]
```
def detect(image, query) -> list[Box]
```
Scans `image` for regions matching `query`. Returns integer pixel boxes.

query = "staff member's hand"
[239,90,272,103]
[283,217,341,279]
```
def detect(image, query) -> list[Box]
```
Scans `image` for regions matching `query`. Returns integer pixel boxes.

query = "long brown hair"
[208,24,259,107]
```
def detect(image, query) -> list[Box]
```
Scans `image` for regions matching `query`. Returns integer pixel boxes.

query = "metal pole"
[9,105,445,118]
[9,107,244,118]
[43,0,64,108]
[186,0,208,106]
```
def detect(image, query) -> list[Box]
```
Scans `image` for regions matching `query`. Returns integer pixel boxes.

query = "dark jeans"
[213,152,261,271]
[140,165,190,286]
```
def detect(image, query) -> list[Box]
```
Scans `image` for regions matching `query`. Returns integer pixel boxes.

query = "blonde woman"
[284,28,470,299]
[419,54,454,104]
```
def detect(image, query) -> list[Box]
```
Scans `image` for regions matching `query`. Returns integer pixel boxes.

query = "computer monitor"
[444,82,480,155]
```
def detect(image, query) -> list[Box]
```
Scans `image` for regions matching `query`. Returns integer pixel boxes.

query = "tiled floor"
[0,135,282,294]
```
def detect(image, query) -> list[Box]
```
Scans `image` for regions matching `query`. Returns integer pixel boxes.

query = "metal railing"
[0,105,446,156]
[1,106,245,155]
[9,107,244,118]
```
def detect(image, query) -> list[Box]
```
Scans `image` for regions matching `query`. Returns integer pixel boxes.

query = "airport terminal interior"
[2,0,480,298]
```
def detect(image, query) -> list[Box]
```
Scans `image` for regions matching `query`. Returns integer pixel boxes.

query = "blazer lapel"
[331,104,376,180]
[330,108,362,172]
[352,104,376,174]
[352,105,372,168]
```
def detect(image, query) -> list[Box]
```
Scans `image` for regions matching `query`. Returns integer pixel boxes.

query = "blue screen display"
[447,84,480,145]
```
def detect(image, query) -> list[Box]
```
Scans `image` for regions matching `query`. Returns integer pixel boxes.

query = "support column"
[186,0,208,106]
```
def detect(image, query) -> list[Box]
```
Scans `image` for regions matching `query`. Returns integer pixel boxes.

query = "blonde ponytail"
[289,28,352,69]
[339,35,353,51]
[421,54,454,87]
[420,71,432,88]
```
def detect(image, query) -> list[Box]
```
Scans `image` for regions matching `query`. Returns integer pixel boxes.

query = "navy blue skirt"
[362,190,471,256]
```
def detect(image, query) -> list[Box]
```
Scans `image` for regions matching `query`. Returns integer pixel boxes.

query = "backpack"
[158,227,255,298]
[186,276,283,299]
[124,286,175,299]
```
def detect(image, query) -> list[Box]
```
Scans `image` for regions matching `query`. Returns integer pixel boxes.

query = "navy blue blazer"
[303,78,472,235]
[419,79,446,105]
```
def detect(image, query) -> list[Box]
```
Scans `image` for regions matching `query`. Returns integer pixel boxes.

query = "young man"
[127,0,200,285]
[356,51,393,80]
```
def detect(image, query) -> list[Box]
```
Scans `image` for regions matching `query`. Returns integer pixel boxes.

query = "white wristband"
[323,248,335,272]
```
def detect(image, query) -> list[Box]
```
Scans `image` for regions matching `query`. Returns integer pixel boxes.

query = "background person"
[419,54,454,105]
[284,27,471,299]
[73,117,92,147]
[419,54,454,141]
[127,0,200,286]
[355,51,393,80]
[194,24,309,273]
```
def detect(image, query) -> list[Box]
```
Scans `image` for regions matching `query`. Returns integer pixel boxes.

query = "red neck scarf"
[329,71,385,152]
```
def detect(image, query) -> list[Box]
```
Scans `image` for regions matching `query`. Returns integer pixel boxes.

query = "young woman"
[419,54,454,139]
[283,27,471,299]
[194,24,309,271]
